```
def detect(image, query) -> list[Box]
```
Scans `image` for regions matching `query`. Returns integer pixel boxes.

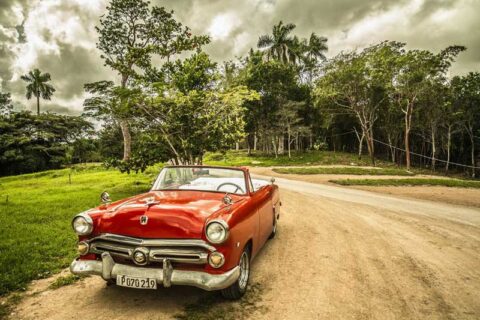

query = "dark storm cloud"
[1,0,479,114]
[0,0,111,113]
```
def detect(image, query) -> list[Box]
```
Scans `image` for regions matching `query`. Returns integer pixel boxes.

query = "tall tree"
[257,21,299,64]
[137,53,259,165]
[303,33,328,62]
[393,45,465,170]
[20,69,55,115]
[442,84,463,173]
[301,33,328,82]
[94,0,209,161]
[451,72,480,177]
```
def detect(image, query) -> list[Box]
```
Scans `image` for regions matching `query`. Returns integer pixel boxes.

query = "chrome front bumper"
[70,252,240,291]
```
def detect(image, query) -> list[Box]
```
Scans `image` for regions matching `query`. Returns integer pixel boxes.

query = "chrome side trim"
[89,233,216,252]
[70,253,240,291]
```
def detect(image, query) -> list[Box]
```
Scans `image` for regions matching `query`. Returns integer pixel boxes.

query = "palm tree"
[303,33,328,62]
[301,33,328,82]
[21,68,55,115]
[257,21,299,64]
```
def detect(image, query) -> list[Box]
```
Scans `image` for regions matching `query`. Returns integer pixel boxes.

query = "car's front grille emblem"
[140,215,148,225]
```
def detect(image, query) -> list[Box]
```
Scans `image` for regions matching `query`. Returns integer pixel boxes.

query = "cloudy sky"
[0,0,479,115]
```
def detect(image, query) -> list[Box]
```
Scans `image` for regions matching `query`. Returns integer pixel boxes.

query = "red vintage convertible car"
[70,166,280,299]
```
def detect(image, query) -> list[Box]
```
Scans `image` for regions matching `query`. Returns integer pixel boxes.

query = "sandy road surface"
[249,166,480,208]
[12,177,480,320]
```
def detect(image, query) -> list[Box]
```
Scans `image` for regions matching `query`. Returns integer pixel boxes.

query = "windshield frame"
[151,166,251,196]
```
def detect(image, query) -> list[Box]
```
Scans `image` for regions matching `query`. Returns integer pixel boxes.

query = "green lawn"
[0,164,160,295]
[204,150,389,167]
[330,178,480,188]
[273,167,414,176]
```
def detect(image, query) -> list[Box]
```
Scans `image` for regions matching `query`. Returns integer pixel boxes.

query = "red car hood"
[93,191,240,239]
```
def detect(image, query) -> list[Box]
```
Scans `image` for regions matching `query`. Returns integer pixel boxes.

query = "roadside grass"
[48,275,82,290]
[0,164,157,296]
[273,167,415,176]
[330,178,480,188]
[204,150,390,167]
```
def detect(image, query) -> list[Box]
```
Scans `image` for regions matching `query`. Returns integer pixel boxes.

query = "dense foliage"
[0,112,94,176]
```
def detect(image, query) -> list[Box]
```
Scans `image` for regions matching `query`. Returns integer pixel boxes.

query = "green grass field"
[203,150,390,167]
[0,164,160,295]
[273,167,414,176]
[330,178,480,188]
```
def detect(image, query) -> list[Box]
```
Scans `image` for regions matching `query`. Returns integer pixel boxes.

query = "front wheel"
[221,247,250,300]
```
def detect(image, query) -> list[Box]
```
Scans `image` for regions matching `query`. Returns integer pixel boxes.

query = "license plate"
[116,275,157,289]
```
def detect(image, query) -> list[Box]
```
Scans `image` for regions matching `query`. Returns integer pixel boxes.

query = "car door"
[249,175,273,244]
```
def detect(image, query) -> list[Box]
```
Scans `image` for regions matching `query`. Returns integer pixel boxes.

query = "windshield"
[153,167,248,195]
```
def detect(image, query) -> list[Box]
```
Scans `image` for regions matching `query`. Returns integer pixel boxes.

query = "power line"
[321,129,478,170]
[371,138,479,170]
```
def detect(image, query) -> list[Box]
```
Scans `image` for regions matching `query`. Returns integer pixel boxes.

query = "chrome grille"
[88,233,213,265]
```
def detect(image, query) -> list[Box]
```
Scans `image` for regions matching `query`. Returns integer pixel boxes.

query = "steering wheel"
[216,182,244,194]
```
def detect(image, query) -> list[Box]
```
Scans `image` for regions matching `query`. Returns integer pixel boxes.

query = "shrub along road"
[8,175,480,320]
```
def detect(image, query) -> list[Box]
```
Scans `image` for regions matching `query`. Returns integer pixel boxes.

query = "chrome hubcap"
[238,251,249,290]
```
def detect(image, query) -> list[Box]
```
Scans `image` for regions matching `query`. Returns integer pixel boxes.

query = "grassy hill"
[0,165,158,295]
[204,150,390,167]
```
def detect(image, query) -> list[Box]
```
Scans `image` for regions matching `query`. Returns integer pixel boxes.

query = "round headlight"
[72,214,93,235]
[206,220,229,244]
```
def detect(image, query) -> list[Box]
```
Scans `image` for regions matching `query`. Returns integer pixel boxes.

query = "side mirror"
[100,191,111,204]
[270,177,276,184]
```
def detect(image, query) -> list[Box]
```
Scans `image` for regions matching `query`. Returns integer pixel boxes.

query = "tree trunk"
[404,104,413,170]
[278,136,284,154]
[287,125,291,159]
[119,119,131,161]
[119,74,132,161]
[36,95,40,115]
[445,125,451,173]
[354,128,364,159]
[253,132,257,151]
[295,132,299,151]
[272,136,278,158]
[365,135,375,166]
[353,108,375,166]
[387,134,396,163]
[431,124,437,171]
[467,126,476,177]
[235,142,239,151]
[472,137,476,178]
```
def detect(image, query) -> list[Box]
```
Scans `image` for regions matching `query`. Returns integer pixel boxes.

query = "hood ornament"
[144,196,159,207]
[140,215,148,225]
[223,193,233,206]
[100,191,111,204]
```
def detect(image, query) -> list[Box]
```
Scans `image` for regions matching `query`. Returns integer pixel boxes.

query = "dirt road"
[12,177,480,319]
